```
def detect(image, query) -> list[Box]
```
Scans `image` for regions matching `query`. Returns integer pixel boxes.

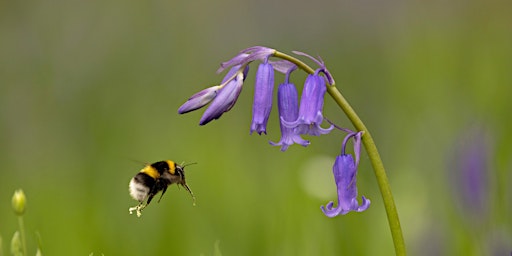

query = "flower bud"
[12,189,26,216]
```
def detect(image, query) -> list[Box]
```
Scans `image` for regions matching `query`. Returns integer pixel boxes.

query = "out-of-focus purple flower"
[449,126,491,220]
[217,46,275,73]
[250,62,275,135]
[269,80,310,151]
[282,71,333,136]
[321,132,369,217]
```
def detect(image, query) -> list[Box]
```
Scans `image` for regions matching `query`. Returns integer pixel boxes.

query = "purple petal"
[292,51,325,68]
[321,201,342,218]
[281,74,333,136]
[217,55,247,74]
[178,86,219,114]
[217,46,275,73]
[269,82,310,151]
[292,51,334,85]
[221,65,244,84]
[268,60,297,74]
[353,131,363,166]
[250,62,275,135]
[356,196,371,212]
[321,154,370,217]
[178,65,246,117]
[199,72,244,125]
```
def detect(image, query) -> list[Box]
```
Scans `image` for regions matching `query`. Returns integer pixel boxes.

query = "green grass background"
[1,0,511,255]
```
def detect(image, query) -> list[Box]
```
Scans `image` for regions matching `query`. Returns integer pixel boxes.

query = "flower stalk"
[274,50,406,256]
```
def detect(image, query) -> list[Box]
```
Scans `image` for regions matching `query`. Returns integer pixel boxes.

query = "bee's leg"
[157,186,168,203]
[139,200,147,209]
[146,192,156,205]
[129,189,153,217]
[128,206,138,214]
[129,200,146,217]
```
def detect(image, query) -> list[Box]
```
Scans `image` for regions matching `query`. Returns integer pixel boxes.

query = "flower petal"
[321,154,370,217]
[217,46,275,73]
[178,86,219,114]
[282,74,333,136]
[292,51,334,85]
[268,60,296,74]
[269,82,310,151]
[250,62,275,135]
[199,72,244,125]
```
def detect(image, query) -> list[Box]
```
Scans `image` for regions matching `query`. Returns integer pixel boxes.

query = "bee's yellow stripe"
[165,160,176,174]
[140,165,160,179]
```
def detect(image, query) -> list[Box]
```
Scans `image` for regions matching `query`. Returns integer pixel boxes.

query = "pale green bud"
[12,189,26,216]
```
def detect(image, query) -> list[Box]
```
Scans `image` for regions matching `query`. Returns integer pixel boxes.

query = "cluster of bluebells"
[178,46,369,217]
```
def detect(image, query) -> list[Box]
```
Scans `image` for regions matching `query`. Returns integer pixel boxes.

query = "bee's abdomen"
[129,172,156,202]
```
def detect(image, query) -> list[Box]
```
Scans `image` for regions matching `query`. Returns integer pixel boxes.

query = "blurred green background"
[1,0,511,255]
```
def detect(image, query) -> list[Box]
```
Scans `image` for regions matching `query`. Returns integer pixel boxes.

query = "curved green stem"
[274,50,406,256]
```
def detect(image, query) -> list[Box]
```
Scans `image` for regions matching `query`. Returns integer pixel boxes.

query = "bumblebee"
[129,160,195,217]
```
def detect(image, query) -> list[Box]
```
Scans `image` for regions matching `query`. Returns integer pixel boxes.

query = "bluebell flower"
[178,65,241,115]
[321,132,370,217]
[179,47,275,126]
[269,79,310,151]
[250,61,274,135]
[199,66,249,125]
[178,65,249,125]
[179,47,334,139]
[282,70,333,136]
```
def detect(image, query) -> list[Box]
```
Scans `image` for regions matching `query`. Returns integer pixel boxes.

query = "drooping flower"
[197,47,275,126]
[282,70,333,136]
[199,65,249,125]
[321,132,370,217]
[269,81,310,151]
[179,47,336,141]
[250,61,274,135]
[178,65,249,125]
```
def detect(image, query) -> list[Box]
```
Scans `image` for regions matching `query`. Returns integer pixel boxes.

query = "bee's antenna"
[181,162,198,168]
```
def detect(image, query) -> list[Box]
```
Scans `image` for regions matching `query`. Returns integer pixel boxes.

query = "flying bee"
[128,160,196,217]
